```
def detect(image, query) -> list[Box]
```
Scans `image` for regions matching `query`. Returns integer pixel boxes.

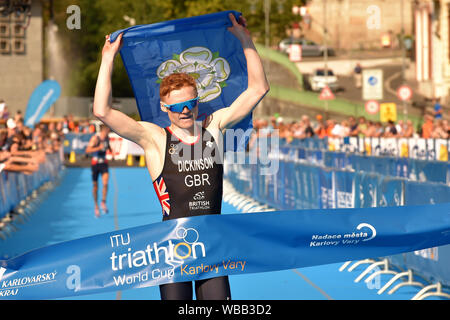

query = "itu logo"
[109,226,206,272]
[173,227,202,260]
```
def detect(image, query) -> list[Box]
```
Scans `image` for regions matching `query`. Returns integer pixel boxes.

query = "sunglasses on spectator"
[161,97,199,113]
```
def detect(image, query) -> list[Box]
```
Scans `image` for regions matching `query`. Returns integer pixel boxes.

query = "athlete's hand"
[101,33,123,62]
[227,13,251,44]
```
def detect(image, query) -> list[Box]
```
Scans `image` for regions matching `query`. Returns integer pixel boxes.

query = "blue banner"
[405,181,450,206]
[282,161,297,210]
[109,11,252,150]
[334,171,355,208]
[24,80,61,128]
[1,203,450,299]
[63,133,94,154]
[317,168,333,209]
[354,172,379,208]
[403,245,450,286]
[377,177,403,207]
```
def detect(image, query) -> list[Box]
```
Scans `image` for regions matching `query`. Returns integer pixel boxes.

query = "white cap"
[6,118,16,129]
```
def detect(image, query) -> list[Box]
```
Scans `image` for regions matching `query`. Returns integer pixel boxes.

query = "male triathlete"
[85,124,111,217]
[93,13,269,299]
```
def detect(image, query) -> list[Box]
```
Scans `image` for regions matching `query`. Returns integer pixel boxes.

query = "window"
[0,23,10,37]
[0,39,11,54]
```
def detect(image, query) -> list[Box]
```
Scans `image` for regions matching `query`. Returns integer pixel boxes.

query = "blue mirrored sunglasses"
[162,97,199,113]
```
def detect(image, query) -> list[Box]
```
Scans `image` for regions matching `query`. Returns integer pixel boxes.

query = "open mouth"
[180,114,193,120]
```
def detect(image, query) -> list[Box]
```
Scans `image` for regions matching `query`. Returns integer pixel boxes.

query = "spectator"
[402,120,415,138]
[331,119,350,138]
[395,120,403,136]
[421,114,434,138]
[314,114,327,138]
[68,114,76,132]
[374,122,384,137]
[62,115,70,134]
[302,115,315,138]
[2,119,17,151]
[268,116,277,131]
[348,116,358,137]
[444,119,450,136]
[0,150,40,175]
[432,98,443,120]
[292,121,305,139]
[432,119,449,139]
[357,117,368,137]
[0,114,65,176]
[384,120,398,137]
[13,110,23,123]
[325,119,335,137]
[257,119,270,137]
[0,99,9,120]
[0,128,5,140]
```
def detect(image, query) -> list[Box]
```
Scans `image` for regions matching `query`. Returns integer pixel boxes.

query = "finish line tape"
[1,203,450,299]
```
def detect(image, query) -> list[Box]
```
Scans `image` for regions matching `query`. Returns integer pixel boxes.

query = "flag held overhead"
[109,11,252,150]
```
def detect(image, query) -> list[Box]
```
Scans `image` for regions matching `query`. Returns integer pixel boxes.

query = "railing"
[0,152,64,231]
[224,137,450,295]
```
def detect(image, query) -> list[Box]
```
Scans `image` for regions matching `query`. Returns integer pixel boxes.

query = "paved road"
[299,57,428,119]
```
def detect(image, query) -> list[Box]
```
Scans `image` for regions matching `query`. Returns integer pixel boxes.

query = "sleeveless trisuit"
[154,126,231,300]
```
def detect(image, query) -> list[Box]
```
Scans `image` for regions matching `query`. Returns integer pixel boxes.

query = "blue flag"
[24,80,61,128]
[1,203,450,299]
[109,11,252,150]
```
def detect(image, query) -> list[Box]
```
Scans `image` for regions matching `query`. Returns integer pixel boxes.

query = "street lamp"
[323,0,329,119]
[264,0,270,48]
[400,0,408,121]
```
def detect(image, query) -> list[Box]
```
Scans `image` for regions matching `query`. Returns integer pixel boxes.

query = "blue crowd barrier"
[288,147,450,185]
[63,133,94,154]
[404,181,450,205]
[225,149,450,287]
[0,153,63,220]
[400,180,450,285]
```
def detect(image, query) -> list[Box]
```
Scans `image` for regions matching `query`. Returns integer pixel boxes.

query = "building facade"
[303,0,414,51]
[0,0,43,115]
[415,0,450,102]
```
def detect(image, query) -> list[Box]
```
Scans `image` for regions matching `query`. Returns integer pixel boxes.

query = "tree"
[48,0,306,98]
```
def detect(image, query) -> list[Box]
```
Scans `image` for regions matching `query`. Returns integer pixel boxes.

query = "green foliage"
[49,0,306,97]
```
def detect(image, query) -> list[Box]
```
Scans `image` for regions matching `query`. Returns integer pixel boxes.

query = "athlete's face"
[161,86,198,130]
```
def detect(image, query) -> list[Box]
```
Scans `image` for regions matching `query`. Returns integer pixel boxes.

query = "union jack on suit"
[153,176,170,217]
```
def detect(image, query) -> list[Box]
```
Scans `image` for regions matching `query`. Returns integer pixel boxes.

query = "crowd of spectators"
[252,114,449,143]
[0,109,65,175]
[0,96,101,175]
[59,114,96,134]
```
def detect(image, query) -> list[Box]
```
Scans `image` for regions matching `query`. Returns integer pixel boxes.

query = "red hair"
[159,73,198,99]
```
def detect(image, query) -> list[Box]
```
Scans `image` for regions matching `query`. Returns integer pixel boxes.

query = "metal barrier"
[224,145,450,299]
[0,151,64,241]
[284,136,449,162]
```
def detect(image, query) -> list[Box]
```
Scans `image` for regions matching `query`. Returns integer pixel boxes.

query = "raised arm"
[93,33,162,148]
[85,135,101,154]
[208,13,270,131]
